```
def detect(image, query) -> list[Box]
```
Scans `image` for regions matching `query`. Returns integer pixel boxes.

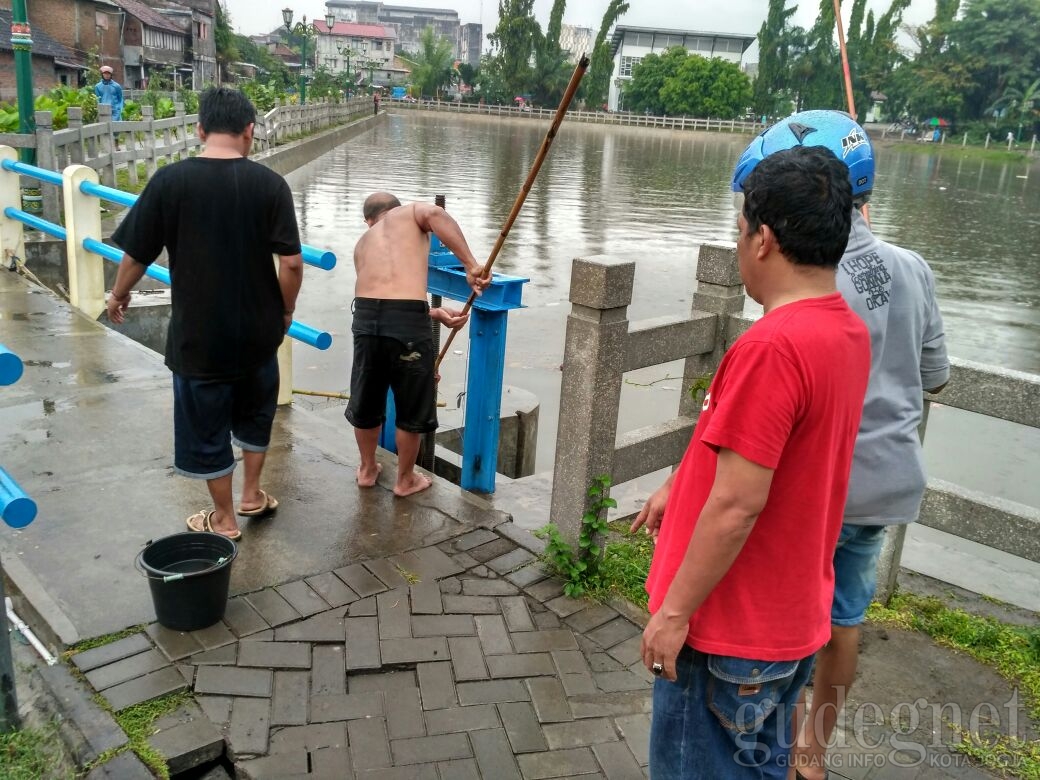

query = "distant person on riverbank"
[94,66,123,121]
[346,193,488,496]
[106,87,303,540]
[631,146,870,778]
[730,110,950,780]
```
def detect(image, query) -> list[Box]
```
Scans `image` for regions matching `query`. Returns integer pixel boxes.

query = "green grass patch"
[950,727,1040,779]
[0,721,74,780]
[63,625,147,660]
[887,142,1032,163]
[83,690,192,778]
[588,521,653,609]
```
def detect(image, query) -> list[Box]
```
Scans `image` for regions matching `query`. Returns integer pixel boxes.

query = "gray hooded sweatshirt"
[836,210,950,525]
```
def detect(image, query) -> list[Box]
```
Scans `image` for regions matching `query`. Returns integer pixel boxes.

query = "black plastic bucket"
[135,532,238,631]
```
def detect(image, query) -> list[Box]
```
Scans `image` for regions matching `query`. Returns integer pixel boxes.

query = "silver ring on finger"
[651,662,664,676]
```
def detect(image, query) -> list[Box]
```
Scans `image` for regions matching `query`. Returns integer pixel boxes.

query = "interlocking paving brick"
[269,722,347,753]
[587,652,624,672]
[223,597,269,637]
[377,587,412,639]
[305,572,359,608]
[475,614,514,656]
[586,618,640,650]
[246,589,302,627]
[417,661,456,710]
[86,649,168,690]
[190,621,237,650]
[311,644,347,696]
[359,766,438,780]
[511,629,579,654]
[148,717,224,775]
[195,665,273,698]
[593,741,645,780]
[386,685,425,739]
[565,604,620,634]
[349,717,391,771]
[310,746,353,778]
[453,529,498,551]
[504,564,549,589]
[349,595,378,616]
[544,594,588,619]
[498,701,549,753]
[335,563,388,598]
[594,671,649,693]
[274,612,345,642]
[457,679,530,705]
[438,758,481,780]
[543,717,618,749]
[500,596,536,632]
[397,546,465,581]
[380,637,449,665]
[241,629,275,642]
[177,664,195,686]
[532,611,561,630]
[524,577,566,602]
[486,547,537,575]
[442,595,500,614]
[270,670,309,726]
[410,584,443,614]
[571,692,652,719]
[425,703,499,735]
[365,558,414,589]
[439,577,463,595]
[517,747,600,779]
[191,644,238,666]
[412,614,476,637]
[345,616,381,670]
[627,661,655,686]
[448,636,489,681]
[605,635,643,667]
[72,634,151,672]
[84,750,154,779]
[237,641,311,669]
[466,537,517,563]
[197,695,232,727]
[560,671,598,697]
[486,652,555,679]
[311,692,385,722]
[392,733,471,765]
[227,696,271,758]
[236,751,307,779]
[461,577,520,597]
[470,728,522,780]
[553,649,592,675]
[527,677,573,723]
[349,669,417,693]
[146,623,205,661]
[103,666,187,711]
[615,714,651,766]
[452,551,481,571]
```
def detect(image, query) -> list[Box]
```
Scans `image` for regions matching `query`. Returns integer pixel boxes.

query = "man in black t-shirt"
[107,87,304,540]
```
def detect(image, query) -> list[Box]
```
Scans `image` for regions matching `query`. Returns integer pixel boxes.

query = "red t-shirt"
[645,293,870,661]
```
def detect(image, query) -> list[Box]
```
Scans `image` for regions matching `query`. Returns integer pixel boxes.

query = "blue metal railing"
[1,159,334,349]
[0,345,37,528]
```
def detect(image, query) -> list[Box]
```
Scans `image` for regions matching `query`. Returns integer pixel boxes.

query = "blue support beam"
[462,308,509,492]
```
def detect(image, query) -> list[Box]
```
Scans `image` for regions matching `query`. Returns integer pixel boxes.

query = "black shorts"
[345,299,437,434]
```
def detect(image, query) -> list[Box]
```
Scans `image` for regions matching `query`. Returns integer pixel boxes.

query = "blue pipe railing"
[2,161,333,350]
[0,345,37,528]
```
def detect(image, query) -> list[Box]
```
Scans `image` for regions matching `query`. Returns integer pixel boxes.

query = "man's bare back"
[354,203,432,300]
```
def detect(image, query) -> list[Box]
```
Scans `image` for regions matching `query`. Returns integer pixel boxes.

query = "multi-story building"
[559,24,592,62]
[314,18,402,87]
[154,0,217,88]
[608,25,756,111]
[325,1,463,59]
[457,22,481,67]
[0,7,80,99]
[16,0,126,84]
[111,0,190,88]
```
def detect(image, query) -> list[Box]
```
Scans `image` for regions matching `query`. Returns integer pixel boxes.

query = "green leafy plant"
[688,371,714,403]
[539,474,616,597]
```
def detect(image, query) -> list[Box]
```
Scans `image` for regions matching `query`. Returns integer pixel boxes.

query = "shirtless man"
[346,192,488,496]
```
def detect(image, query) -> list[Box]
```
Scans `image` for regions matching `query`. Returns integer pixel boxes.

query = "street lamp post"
[324,10,357,95]
[282,7,316,104]
[10,0,35,164]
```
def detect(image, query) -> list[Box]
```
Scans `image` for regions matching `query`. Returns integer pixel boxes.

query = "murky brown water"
[286,112,1040,503]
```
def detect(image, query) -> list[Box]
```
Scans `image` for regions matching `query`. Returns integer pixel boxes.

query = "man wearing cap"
[94,66,124,121]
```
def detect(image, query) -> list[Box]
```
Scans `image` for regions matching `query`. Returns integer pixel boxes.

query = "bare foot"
[393,472,432,497]
[357,463,382,488]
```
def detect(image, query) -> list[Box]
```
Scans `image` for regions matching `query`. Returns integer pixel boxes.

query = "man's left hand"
[433,307,469,329]
[641,610,689,682]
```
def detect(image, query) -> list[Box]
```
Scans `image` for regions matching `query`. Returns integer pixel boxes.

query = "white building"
[559,24,593,62]
[314,19,402,86]
[608,25,756,111]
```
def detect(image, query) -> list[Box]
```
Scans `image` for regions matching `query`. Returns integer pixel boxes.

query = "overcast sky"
[223,0,936,61]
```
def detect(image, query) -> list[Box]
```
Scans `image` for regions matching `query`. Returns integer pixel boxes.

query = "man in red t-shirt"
[631,145,871,779]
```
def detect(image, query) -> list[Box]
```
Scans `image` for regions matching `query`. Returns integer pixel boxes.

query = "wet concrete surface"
[0,272,505,642]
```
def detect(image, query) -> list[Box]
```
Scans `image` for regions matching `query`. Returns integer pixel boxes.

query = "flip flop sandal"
[186,509,242,540]
[237,489,279,518]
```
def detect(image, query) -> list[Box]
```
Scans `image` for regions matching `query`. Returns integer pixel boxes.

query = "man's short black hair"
[741,146,853,268]
[198,87,256,135]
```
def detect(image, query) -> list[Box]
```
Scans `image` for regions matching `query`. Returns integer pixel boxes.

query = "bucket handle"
[134,552,231,583]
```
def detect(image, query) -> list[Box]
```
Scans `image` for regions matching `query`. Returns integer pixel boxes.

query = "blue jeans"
[650,645,814,779]
[832,524,887,626]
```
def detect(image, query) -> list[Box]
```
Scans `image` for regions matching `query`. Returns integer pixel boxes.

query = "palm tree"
[987,77,1040,122]
[405,26,456,99]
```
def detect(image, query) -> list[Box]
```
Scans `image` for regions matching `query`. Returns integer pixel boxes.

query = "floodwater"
[286,112,1040,508]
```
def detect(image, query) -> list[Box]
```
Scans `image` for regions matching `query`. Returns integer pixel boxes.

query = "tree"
[626,48,751,118]
[530,0,573,106]
[624,47,686,115]
[585,0,630,108]
[752,0,797,117]
[406,26,456,98]
[845,0,911,121]
[487,0,540,98]
[214,1,239,83]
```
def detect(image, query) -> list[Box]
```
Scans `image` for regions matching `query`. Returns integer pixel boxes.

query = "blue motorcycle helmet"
[732,110,874,204]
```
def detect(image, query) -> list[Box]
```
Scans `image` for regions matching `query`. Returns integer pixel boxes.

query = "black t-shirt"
[112,157,301,380]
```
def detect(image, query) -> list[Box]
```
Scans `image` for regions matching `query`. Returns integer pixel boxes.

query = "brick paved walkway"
[76,529,653,779]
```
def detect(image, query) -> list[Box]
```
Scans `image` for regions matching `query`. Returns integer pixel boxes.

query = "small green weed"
[395,566,420,585]
[949,727,1040,779]
[0,721,73,780]
[538,475,616,597]
[64,625,146,659]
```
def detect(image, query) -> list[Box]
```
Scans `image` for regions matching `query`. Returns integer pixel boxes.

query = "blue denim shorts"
[172,356,279,479]
[831,523,887,627]
[650,645,814,779]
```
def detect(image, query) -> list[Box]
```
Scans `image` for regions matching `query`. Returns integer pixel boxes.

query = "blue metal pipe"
[78,179,136,208]
[0,158,63,187]
[3,207,67,241]
[0,345,24,386]
[0,467,37,528]
[302,245,336,270]
[286,321,332,351]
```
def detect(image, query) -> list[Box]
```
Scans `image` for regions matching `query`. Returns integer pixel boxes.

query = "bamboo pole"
[434,55,590,371]
[834,0,857,120]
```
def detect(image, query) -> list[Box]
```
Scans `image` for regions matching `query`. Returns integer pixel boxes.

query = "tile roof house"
[111,0,192,88]
[0,8,81,101]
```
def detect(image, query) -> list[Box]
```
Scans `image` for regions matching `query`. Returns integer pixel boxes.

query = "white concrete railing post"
[61,165,106,320]
[0,147,26,273]
[275,255,293,406]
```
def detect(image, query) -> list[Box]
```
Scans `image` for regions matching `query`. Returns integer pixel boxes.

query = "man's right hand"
[467,266,491,296]
[106,292,130,324]
[630,474,675,540]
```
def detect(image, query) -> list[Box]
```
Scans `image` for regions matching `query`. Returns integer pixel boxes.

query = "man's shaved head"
[363,192,401,222]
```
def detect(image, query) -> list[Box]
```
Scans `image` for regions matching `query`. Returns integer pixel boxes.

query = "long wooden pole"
[833,0,857,119]
[435,54,590,371]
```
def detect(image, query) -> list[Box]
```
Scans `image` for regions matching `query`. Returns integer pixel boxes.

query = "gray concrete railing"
[391,99,765,134]
[550,247,1040,601]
